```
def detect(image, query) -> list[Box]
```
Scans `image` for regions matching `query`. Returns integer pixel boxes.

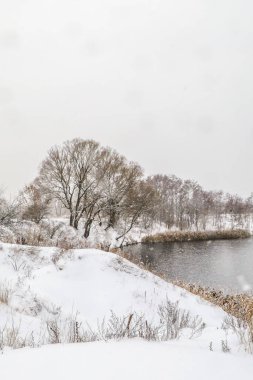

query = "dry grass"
[142,229,251,243]
[222,315,253,354]
[0,302,205,350]
[46,302,205,344]
[113,249,253,353]
[0,322,35,351]
[0,283,13,305]
[173,280,253,323]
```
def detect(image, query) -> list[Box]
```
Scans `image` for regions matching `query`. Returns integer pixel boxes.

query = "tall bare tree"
[38,139,145,238]
[39,139,104,230]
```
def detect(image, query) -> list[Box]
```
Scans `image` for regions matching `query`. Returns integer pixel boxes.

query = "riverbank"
[117,247,253,323]
[173,280,253,323]
[116,246,253,352]
[142,229,251,243]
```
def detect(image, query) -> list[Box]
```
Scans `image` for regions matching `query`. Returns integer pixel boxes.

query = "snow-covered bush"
[4,220,90,249]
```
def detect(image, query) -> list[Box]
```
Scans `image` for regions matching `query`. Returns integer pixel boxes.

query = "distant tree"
[0,191,19,226]
[146,175,253,231]
[116,179,157,244]
[102,150,143,230]
[20,182,51,223]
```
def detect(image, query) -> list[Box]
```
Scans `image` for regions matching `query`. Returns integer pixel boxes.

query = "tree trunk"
[73,218,79,229]
[105,210,117,230]
[84,219,93,238]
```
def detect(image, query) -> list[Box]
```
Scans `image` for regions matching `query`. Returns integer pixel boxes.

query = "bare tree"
[0,191,19,226]
[39,139,105,230]
[102,151,143,230]
[38,139,145,238]
[20,182,51,224]
[116,180,157,245]
[146,174,253,231]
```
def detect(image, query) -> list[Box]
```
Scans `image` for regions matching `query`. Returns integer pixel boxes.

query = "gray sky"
[0,0,253,197]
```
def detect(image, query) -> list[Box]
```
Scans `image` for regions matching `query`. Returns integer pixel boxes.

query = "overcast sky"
[0,0,253,198]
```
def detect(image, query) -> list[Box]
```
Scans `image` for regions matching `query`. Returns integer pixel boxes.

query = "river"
[123,238,253,293]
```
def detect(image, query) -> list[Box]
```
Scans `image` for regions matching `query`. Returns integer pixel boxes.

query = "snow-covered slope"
[0,242,253,379]
[0,242,225,328]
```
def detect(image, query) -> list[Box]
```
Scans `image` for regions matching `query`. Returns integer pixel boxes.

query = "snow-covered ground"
[1,340,253,380]
[0,242,253,379]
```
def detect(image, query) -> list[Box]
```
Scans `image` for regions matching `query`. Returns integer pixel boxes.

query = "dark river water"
[123,238,253,293]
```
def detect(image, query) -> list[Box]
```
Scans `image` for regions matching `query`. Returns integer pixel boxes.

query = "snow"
[0,243,226,328]
[1,340,253,380]
[0,241,253,378]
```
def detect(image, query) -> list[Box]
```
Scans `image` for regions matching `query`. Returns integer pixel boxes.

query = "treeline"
[1,138,253,241]
[147,174,253,231]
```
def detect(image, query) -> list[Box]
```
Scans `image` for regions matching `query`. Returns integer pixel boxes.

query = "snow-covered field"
[0,242,253,379]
